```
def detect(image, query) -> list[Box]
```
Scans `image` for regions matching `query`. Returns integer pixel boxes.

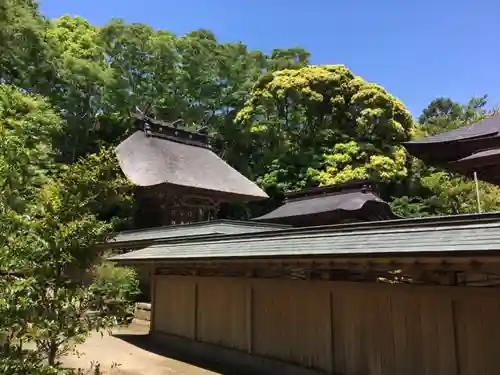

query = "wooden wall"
[152,275,500,375]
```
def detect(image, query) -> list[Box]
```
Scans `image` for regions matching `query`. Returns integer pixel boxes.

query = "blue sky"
[40,0,500,117]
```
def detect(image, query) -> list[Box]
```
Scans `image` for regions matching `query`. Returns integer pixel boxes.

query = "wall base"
[150,331,326,375]
[134,302,151,321]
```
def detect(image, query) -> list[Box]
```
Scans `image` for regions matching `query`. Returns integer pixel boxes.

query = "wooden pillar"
[329,289,335,374]
[194,281,199,341]
[149,269,156,333]
[451,299,461,375]
[246,282,253,354]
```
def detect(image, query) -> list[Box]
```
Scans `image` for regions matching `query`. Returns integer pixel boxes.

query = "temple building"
[104,114,500,375]
[116,113,268,228]
[111,115,398,298]
[404,113,500,183]
[115,113,397,231]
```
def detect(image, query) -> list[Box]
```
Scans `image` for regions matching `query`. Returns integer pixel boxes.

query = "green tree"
[265,47,311,71]
[0,0,57,94]
[0,85,137,373]
[418,97,463,126]
[47,15,113,162]
[0,84,62,209]
[236,65,414,193]
[417,95,490,135]
[98,19,180,118]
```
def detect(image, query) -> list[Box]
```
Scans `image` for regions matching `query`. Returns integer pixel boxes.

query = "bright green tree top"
[236,65,414,192]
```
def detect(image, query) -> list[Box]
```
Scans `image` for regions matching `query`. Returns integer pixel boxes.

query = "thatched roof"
[115,115,268,201]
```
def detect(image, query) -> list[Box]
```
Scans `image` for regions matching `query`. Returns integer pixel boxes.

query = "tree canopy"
[0,83,138,374]
[236,65,413,192]
[1,3,500,370]
[2,1,498,220]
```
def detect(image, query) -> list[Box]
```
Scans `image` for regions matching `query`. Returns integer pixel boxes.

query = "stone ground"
[62,321,238,375]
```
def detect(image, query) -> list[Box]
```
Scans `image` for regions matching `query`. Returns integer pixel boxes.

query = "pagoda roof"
[403,114,500,165]
[253,180,398,225]
[115,114,268,201]
[407,114,500,144]
[402,114,500,184]
[447,147,500,184]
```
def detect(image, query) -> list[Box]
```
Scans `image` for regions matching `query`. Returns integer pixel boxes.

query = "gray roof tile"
[112,220,290,244]
[253,191,391,221]
[109,220,500,261]
[406,113,500,144]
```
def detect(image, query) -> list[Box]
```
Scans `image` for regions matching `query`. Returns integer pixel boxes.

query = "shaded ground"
[62,321,244,375]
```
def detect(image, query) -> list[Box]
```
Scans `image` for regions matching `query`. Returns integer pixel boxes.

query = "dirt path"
[62,322,220,375]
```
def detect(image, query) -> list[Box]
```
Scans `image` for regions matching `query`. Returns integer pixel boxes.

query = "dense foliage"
[236,65,413,191]
[0,0,499,371]
[0,84,137,373]
[7,7,490,219]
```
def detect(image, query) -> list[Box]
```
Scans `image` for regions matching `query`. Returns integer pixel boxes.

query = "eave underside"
[126,254,500,288]
[404,135,500,165]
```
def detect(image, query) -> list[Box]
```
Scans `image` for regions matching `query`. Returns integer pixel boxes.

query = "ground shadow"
[113,332,256,375]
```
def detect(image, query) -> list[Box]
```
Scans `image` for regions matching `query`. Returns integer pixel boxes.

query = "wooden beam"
[246,284,253,354]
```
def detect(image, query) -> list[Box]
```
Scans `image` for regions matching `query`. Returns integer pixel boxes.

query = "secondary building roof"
[109,213,500,262]
[116,114,268,201]
[109,220,290,248]
[407,114,500,145]
[403,114,500,185]
[253,180,398,225]
[403,114,500,165]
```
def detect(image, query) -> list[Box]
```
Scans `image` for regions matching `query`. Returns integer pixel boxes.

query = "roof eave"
[108,212,500,262]
[110,248,500,264]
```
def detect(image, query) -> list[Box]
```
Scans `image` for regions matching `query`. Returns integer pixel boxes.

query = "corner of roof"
[216,219,290,228]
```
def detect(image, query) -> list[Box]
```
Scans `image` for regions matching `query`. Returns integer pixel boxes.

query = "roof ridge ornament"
[131,112,211,149]
[284,179,375,201]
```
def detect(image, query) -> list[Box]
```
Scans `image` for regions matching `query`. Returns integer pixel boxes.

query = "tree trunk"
[47,339,58,366]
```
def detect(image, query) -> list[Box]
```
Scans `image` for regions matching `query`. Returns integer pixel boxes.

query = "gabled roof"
[115,115,268,201]
[109,212,500,262]
[109,220,290,248]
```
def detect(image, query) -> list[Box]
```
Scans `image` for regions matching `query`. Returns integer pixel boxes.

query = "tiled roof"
[111,220,290,245]
[405,114,500,145]
[109,213,500,262]
[253,190,395,221]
